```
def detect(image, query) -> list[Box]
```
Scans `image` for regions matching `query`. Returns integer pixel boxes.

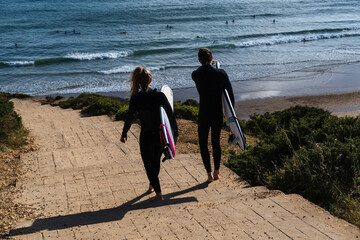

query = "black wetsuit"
[121,89,178,194]
[192,64,234,173]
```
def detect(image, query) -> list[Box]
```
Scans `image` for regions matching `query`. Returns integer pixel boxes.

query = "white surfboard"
[160,85,176,161]
[222,89,247,150]
[213,61,247,150]
[161,85,174,110]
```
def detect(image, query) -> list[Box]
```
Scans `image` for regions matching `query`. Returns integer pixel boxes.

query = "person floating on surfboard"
[191,48,235,183]
[120,66,178,201]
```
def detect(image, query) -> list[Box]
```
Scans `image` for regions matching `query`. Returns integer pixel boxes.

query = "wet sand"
[173,61,360,119]
[234,91,360,119]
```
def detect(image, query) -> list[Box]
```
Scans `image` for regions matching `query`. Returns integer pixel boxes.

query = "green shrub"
[0,92,11,99]
[58,95,200,122]
[0,93,28,150]
[244,112,278,137]
[57,97,75,108]
[5,127,29,149]
[115,105,129,121]
[0,111,23,143]
[174,101,199,121]
[42,96,55,105]
[57,94,130,117]
[82,97,123,116]
[334,186,360,226]
[58,93,103,110]
[54,96,64,101]
[182,99,199,107]
[226,105,360,226]
[0,98,14,118]
[10,93,32,99]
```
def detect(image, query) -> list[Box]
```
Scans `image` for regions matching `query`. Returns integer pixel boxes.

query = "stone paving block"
[130,217,163,239]
[270,194,360,239]
[41,230,59,239]
[72,226,94,240]
[245,198,313,239]
[170,208,216,239]
[225,201,292,239]
[63,172,85,184]
[36,152,56,171]
[18,232,43,240]
[56,228,75,239]
[218,222,252,239]
[62,132,82,148]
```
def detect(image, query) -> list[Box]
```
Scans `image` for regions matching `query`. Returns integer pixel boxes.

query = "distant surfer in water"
[192,48,234,183]
[121,66,178,201]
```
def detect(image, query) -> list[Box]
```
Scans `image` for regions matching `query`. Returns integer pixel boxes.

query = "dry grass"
[176,119,257,162]
[0,136,38,236]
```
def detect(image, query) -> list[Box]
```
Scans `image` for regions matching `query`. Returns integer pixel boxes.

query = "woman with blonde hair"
[121,66,178,201]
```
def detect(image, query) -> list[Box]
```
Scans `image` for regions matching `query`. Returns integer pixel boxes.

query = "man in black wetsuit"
[191,48,234,183]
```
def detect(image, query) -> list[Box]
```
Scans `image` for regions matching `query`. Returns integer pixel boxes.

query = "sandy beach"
[231,61,360,119]
[58,61,360,119]
[172,61,360,119]
[234,91,360,119]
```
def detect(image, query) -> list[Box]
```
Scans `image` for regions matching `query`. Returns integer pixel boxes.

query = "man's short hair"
[198,48,212,65]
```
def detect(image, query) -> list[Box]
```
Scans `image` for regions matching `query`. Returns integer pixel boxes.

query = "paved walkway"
[8,99,360,239]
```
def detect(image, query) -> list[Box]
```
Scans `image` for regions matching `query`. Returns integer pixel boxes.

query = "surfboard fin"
[162,146,172,162]
[228,134,240,146]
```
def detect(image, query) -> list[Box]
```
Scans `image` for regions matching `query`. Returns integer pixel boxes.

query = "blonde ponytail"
[130,66,152,96]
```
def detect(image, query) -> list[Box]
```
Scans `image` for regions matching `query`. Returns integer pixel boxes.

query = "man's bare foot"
[206,172,214,183]
[213,170,220,180]
[151,193,164,202]
[147,185,154,194]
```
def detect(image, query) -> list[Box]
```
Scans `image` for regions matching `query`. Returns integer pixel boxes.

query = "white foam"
[3,61,34,66]
[99,65,165,75]
[148,66,165,71]
[236,29,360,48]
[99,65,136,74]
[65,51,133,60]
[238,91,282,100]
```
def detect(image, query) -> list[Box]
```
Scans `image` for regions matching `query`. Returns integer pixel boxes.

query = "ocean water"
[1,0,360,99]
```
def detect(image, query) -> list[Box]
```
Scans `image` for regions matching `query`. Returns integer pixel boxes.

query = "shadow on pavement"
[6,182,208,237]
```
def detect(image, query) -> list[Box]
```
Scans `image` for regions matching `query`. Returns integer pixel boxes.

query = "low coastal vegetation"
[0,92,30,151]
[11,93,360,228]
[0,92,33,235]
[45,93,200,121]
[226,106,360,227]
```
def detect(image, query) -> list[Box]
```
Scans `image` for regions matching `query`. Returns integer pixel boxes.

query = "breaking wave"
[0,51,133,67]
[99,65,166,75]
[235,28,360,48]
